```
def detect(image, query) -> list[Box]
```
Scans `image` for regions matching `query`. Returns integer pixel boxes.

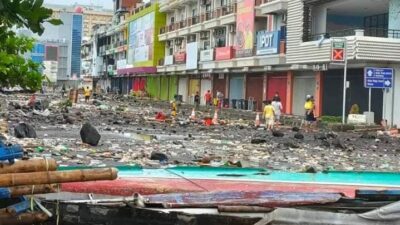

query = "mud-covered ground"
[1,92,399,172]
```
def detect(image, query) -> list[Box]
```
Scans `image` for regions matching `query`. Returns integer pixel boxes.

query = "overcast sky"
[44,0,114,9]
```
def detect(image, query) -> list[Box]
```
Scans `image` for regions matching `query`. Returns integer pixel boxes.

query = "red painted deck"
[60,178,391,198]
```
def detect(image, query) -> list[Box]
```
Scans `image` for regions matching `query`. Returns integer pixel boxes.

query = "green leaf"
[47,18,63,26]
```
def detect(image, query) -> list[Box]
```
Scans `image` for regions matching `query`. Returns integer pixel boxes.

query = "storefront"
[200,74,212,105]
[133,77,146,92]
[323,69,383,123]
[188,76,201,104]
[229,75,245,108]
[292,71,316,115]
[178,76,189,102]
[246,74,263,111]
[146,76,160,99]
[267,73,288,113]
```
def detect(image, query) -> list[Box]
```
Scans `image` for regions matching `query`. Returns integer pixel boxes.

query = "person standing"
[263,100,275,131]
[271,97,283,124]
[217,91,224,109]
[204,90,212,106]
[61,84,66,98]
[84,86,91,103]
[304,95,316,130]
[194,91,200,110]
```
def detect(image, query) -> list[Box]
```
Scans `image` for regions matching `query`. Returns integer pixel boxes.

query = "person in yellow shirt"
[263,100,275,131]
[84,86,91,103]
[304,95,316,129]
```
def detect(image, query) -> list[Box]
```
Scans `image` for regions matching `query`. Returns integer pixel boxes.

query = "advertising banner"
[215,47,234,61]
[186,42,198,69]
[128,12,155,65]
[235,0,255,58]
[256,30,280,55]
[200,49,214,61]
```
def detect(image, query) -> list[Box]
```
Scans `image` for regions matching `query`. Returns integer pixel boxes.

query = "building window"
[71,14,83,77]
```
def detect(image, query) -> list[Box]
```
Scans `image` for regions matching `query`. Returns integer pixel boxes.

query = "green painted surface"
[160,76,169,100]
[58,166,400,187]
[146,76,160,99]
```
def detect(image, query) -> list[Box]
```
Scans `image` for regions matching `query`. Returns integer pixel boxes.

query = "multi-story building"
[46,3,113,39]
[156,0,287,109]
[87,0,400,126]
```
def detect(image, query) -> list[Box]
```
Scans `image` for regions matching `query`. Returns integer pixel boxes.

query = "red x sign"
[332,48,344,61]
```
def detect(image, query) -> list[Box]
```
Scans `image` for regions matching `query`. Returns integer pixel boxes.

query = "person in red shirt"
[204,90,212,106]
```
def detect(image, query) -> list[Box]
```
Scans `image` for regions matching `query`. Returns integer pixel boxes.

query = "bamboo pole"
[0,159,57,174]
[9,184,56,197]
[0,168,118,187]
[0,212,48,225]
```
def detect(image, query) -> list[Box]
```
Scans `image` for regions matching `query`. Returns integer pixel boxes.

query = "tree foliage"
[0,0,61,90]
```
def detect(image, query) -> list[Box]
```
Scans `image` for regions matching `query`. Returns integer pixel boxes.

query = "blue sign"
[256,30,280,55]
[364,67,393,88]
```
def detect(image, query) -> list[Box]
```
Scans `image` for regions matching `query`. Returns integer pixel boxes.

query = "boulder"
[332,138,346,149]
[314,133,327,140]
[150,152,168,162]
[292,127,300,132]
[80,123,101,146]
[294,132,304,140]
[272,130,284,137]
[284,140,300,149]
[14,123,37,139]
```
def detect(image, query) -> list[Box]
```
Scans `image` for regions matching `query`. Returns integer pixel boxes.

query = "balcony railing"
[255,0,275,6]
[159,3,236,35]
[306,28,400,42]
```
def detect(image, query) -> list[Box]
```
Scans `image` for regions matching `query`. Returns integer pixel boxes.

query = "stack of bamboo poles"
[0,158,118,225]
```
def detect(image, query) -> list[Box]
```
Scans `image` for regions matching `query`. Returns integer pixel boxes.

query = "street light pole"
[341,41,348,124]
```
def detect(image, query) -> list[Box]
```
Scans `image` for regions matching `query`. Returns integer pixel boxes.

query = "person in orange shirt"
[204,90,212,106]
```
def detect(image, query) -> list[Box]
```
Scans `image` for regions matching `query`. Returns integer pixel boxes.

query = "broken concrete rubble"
[1,93,399,172]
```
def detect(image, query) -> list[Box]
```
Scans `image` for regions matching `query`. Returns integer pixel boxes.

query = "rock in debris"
[284,140,300,149]
[321,140,331,148]
[332,138,346,149]
[272,130,284,138]
[326,131,338,139]
[292,127,300,132]
[314,133,327,140]
[303,165,317,173]
[251,138,267,144]
[14,123,37,139]
[150,152,168,162]
[361,132,376,139]
[294,132,304,140]
[80,123,101,146]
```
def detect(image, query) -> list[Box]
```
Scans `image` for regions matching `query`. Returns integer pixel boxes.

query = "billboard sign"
[128,12,155,65]
[200,49,214,61]
[364,67,393,88]
[186,42,198,70]
[256,30,280,55]
[235,0,254,58]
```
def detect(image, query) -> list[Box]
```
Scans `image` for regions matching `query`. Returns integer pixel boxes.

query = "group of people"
[263,93,316,131]
[193,90,225,110]
[262,93,283,130]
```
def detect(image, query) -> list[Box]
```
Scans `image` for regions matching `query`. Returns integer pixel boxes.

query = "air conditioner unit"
[175,39,182,45]
[200,32,209,40]
[229,24,235,33]
[282,13,287,23]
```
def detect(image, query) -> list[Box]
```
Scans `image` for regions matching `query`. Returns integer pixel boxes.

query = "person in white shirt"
[271,96,283,123]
